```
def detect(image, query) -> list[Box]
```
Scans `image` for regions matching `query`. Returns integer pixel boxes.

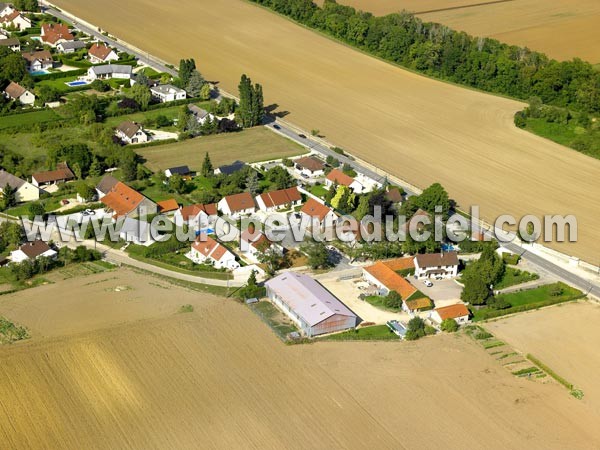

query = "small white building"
[87,64,132,81]
[0,37,19,51]
[0,3,15,17]
[188,235,239,270]
[22,50,54,72]
[10,241,57,264]
[151,84,186,103]
[173,203,217,230]
[164,166,191,179]
[56,40,86,54]
[88,42,119,64]
[294,156,325,178]
[1,11,31,30]
[255,187,302,212]
[0,170,40,202]
[115,121,149,144]
[188,104,215,125]
[429,303,470,326]
[218,192,256,218]
[3,81,35,105]
[413,252,459,280]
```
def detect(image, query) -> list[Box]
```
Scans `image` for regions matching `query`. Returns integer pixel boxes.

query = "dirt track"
[1,272,600,448]
[53,0,600,263]
[317,0,600,62]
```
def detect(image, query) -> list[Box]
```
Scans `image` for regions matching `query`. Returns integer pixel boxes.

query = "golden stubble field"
[316,0,600,62]
[1,271,600,448]
[53,0,600,263]
[487,301,600,416]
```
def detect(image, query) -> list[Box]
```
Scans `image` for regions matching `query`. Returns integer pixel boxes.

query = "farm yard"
[0,270,599,447]
[316,0,600,62]
[137,127,305,172]
[53,0,600,265]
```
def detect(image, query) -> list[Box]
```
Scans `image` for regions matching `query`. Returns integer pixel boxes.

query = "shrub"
[440,318,459,333]
[179,304,194,313]
[474,331,493,340]
[502,253,521,265]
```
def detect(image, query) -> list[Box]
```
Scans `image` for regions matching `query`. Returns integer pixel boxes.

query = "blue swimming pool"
[30,70,49,76]
[65,80,90,87]
[442,243,456,252]
[195,228,215,236]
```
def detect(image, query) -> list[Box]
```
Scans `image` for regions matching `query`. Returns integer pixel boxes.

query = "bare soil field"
[319,0,600,62]
[1,271,600,448]
[53,0,600,263]
[487,301,600,416]
[138,127,304,172]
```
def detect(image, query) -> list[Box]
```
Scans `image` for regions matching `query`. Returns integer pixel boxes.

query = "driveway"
[417,278,463,308]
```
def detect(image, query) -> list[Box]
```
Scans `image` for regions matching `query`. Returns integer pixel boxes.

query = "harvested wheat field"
[321,0,600,62]
[53,0,600,263]
[1,272,600,448]
[487,301,600,416]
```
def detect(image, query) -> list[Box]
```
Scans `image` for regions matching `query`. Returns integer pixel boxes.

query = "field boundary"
[415,0,514,15]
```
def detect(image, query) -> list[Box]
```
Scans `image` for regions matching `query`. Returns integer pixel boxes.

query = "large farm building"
[265,272,358,337]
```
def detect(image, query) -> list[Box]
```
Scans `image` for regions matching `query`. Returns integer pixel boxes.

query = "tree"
[120,149,138,181]
[235,74,264,127]
[89,157,103,178]
[460,270,490,306]
[35,84,60,105]
[326,155,340,167]
[201,152,213,178]
[186,70,205,98]
[384,290,402,309]
[440,318,459,332]
[302,242,330,270]
[76,182,96,202]
[131,83,152,110]
[266,166,293,189]
[0,52,27,82]
[1,183,17,209]
[257,245,281,277]
[354,195,370,220]
[405,316,426,340]
[199,83,212,101]
[135,71,149,87]
[27,202,45,218]
[169,174,185,194]
[200,116,218,135]
[0,222,22,252]
[415,182,451,218]
[47,143,92,177]
[246,171,259,196]
[186,114,202,136]
[178,58,196,87]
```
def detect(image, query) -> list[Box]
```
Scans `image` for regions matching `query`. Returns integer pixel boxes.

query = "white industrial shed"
[265,272,358,337]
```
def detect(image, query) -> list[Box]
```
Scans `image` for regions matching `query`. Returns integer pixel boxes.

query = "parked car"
[423,280,433,287]
[85,209,95,215]
[273,124,281,130]
[298,133,307,139]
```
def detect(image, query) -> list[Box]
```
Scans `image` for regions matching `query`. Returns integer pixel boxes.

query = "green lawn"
[494,267,539,290]
[0,110,61,131]
[471,282,584,321]
[364,295,401,312]
[309,184,329,199]
[126,249,233,280]
[105,102,211,130]
[36,76,91,94]
[321,325,399,341]
[525,117,600,160]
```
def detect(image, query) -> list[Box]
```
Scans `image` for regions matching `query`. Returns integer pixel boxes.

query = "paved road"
[44,4,600,299]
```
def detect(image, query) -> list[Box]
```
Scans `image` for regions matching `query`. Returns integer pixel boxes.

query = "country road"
[40,3,600,300]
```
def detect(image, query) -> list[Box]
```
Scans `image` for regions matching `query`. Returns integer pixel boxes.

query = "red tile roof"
[177,203,217,221]
[32,164,75,184]
[222,192,255,213]
[4,81,27,99]
[364,262,417,300]
[192,235,228,262]
[89,43,114,61]
[435,303,470,320]
[240,229,271,251]
[41,23,73,45]
[295,156,324,172]
[300,198,334,222]
[257,187,301,209]
[101,181,145,218]
[157,199,179,213]
[326,169,353,187]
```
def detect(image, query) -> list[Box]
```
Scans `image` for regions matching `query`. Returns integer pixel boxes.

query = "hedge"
[472,293,586,321]
[56,55,92,69]
[502,253,521,265]
[526,354,573,390]
[32,68,87,82]
[130,138,178,149]
[147,97,204,111]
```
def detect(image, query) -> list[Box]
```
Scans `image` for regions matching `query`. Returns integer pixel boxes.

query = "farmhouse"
[115,121,149,144]
[299,198,337,227]
[188,234,239,270]
[88,43,119,64]
[0,10,31,30]
[10,240,57,264]
[87,64,132,80]
[414,252,459,280]
[21,50,53,72]
[255,187,301,212]
[173,203,217,229]
[98,177,157,219]
[188,104,214,125]
[3,81,35,105]
[214,160,246,176]
[218,192,255,218]
[150,84,186,103]
[31,163,75,187]
[164,165,192,179]
[0,37,19,51]
[429,303,470,326]
[294,156,325,178]
[265,272,358,337]
[40,23,74,47]
[56,40,86,54]
[0,170,39,202]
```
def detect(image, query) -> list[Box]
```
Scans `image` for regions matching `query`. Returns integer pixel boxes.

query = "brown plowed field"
[316,0,600,62]
[53,0,600,263]
[1,271,600,448]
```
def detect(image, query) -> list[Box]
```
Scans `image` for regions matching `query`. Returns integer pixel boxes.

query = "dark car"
[298,134,307,139]
[273,124,281,130]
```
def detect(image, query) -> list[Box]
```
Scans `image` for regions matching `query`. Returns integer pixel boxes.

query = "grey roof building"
[265,272,358,337]
[88,64,132,79]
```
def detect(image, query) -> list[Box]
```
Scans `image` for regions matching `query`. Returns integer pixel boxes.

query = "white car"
[423,280,433,287]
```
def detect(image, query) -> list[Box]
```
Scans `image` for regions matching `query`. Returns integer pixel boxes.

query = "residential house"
[0,169,40,202]
[56,40,86,54]
[385,186,404,206]
[299,198,337,228]
[294,156,325,178]
[173,203,217,230]
[118,217,154,245]
[0,11,31,30]
[0,27,9,38]
[218,192,255,218]
[150,84,186,103]
[87,42,119,64]
[22,50,53,72]
[240,229,282,260]
[40,23,74,47]
[115,121,149,144]
[3,81,35,105]
[157,199,179,215]
[429,303,470,326]
[0,3,15,17]
[255,187,301,212]
[188,104,214,125]
[164,165,192,179]
[87,64,132,80]
[214,160,246,176]
[413,252,459,280]
[265,272,358,337]
[31,163,75,187]
[325,168,353,190]
[0,37,19,51]
[10,240,57,264]
[188,234,239,270]
[98,176,157,219]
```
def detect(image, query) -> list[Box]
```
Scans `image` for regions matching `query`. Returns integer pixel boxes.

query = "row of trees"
[236,74,264,127]
[250,0,600,114]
